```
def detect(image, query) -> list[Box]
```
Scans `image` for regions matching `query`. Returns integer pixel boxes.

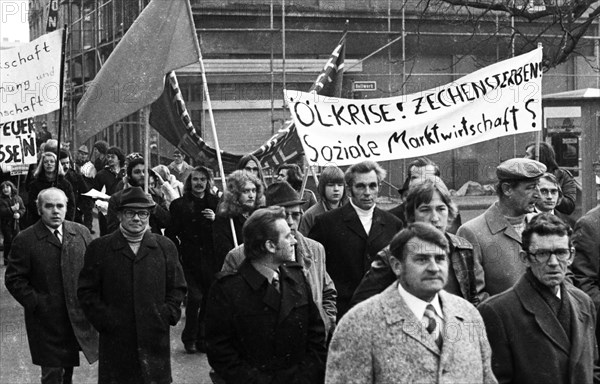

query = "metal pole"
[55,26,68,171]
[270,0,275,134]
[281,0,286,98]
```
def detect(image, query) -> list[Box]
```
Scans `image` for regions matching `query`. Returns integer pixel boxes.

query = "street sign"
[353,81,377,92]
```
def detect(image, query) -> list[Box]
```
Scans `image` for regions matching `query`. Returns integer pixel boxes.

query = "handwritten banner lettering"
[285,48,543,166]
[0,118,38,165]
[0,29,63,123]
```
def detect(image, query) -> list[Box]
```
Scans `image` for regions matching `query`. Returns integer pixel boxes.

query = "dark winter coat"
[165,192,220,289]
[77,230,186,384]
[4,220,98,366]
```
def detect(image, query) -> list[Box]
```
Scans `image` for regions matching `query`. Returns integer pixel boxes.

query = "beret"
[496,158,546,181]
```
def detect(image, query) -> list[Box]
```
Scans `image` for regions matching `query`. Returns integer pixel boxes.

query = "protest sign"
[0,29,63,124]
[0,118,38,165]
[285,47,543,166]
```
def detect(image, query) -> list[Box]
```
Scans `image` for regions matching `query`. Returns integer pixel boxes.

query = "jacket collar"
[109,230,158,262]
[341,203,388,242]
[33,220,62,248]
[381,282,465,358]
[484,202,521,243]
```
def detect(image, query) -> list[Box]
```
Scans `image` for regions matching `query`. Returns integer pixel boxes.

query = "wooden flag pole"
[535,42,543,161]
[198,53,238,246]
[55,26,68,175]
[143,106,150,193]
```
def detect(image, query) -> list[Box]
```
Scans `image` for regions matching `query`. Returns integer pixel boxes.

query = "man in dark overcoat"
[78,187,186,384]
[5,187,98,384]
[479,213,600,383]
[308,160,402,319]
[206,207,327,383]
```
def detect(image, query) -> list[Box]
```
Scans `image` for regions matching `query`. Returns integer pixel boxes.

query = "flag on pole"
[46,0,59,32]
[149,72,242,173]
[76,0,200,144]
[252,33,347,169]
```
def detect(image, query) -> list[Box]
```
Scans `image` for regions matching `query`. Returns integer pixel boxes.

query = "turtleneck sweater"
[349,199,375,235]
[120,224,149,254]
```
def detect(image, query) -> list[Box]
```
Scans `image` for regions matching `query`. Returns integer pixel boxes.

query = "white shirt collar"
[45,224,63,237]
[397,281,443,320]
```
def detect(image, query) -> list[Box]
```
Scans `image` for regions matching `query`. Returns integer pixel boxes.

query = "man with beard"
[106,157,169,234]
[166,166,220,354]
[457,158,546,297]
[78,187,186,384]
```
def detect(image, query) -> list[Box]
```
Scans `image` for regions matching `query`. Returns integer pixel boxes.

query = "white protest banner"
[0,118,38,165]
[0,29,63,124]
[285,47,543,166]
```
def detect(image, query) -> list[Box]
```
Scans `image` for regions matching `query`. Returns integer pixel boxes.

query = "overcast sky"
[1,0,30,43]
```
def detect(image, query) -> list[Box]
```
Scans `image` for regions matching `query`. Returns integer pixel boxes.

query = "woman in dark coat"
[166,166,220,354]
[212,170,264,268]
[0,180,25,265]
[27,151,76,225]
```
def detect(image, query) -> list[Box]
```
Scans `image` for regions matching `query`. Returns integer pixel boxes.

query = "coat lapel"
[381,282,440,356]
[342,204,367,240]
[438,291,465,369]
[239,261,280,312]
[278,263,306,323]
[110,231,136,261]
[514,275,570,354]
[485,203,521,244]
[33,220,62,249]
[366,208,387,245]
[565,285,593,376]
[134,232,158,263]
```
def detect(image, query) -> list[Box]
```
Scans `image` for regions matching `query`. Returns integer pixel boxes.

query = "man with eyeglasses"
[78,186,186,384]
[309,160,402,320]
[479,213,600,384]
[221,181,337,336]
[530,172,575,228]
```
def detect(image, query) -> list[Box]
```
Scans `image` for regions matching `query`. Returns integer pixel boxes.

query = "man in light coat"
[5,187,98,384]
[326,223,497,384]
[457,158,546,297]
[78,187,186,384]
[222,181,337,335]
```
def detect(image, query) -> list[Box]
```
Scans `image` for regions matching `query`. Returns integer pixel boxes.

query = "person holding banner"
[0,181,25,266]
[213,170,264,269]
[27,152,76,226]
[308,160,402,319]
[457,158,546,298]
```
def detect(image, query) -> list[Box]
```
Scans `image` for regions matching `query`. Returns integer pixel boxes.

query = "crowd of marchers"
[3,133,600,384]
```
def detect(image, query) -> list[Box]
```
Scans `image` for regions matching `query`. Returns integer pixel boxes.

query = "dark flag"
[252,33,346,169]
[149,72,242,173]
[46,0,59,33]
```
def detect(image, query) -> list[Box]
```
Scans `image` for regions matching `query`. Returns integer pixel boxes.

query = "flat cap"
[496,158,546,181]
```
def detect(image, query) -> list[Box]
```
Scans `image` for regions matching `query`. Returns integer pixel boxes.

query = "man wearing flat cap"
[457,158,546,298]
[78,187,186,384]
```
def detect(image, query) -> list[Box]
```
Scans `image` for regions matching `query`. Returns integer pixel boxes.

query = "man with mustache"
[326,223,496,384]
[457,158,545,297]
[309,160,402,319]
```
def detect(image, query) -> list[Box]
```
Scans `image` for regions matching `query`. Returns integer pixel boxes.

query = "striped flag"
[149,72,242,173]
[252,33,347,169]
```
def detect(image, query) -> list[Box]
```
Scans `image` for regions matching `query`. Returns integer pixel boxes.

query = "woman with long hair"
[299,165,348,235]
[26,151,76,225]
[525,141,577,215]
[0,181,25,265]
[237,154,266,187]
[212,170,264,268]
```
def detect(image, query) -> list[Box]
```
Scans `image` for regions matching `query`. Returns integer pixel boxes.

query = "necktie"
[272,275,280,293]
[54,229,62,244]
[424,304,442,348]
